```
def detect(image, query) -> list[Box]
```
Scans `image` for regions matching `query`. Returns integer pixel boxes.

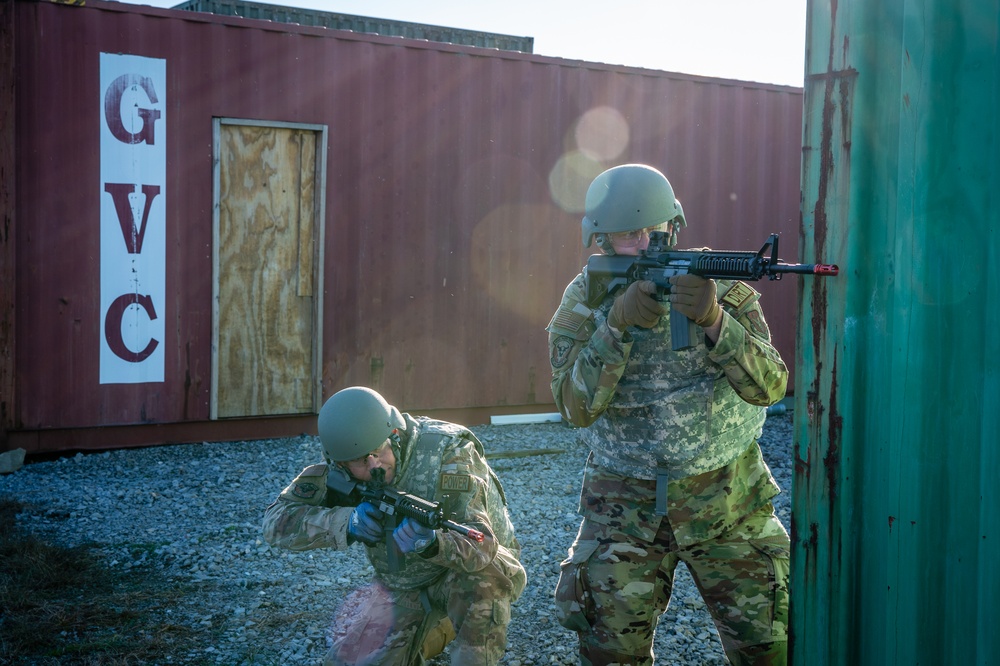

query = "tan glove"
[668,274,722,327]
[608,280,666,330]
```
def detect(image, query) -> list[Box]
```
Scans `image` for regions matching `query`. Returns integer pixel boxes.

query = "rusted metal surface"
[792,0,858,654]
[4,0,804,453]
[0,0,15,448]
[793,0,1000,663]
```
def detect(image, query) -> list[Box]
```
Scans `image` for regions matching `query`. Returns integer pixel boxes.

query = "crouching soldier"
[263,386,527,665]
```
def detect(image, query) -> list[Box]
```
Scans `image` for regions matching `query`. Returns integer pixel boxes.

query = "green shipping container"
[794,0,999,664]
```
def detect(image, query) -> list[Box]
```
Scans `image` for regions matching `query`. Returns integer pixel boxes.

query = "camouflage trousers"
[324,568,515,666]
[555,502,790,666]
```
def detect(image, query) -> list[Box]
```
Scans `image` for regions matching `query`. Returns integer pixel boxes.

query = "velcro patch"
[550,303,591,334]
[303,463,327,476]
[292,482,319,500]
[721,281,755,309]
[439,473,472,493]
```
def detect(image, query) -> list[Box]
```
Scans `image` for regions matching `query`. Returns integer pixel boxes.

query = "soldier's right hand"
[347,502,384,545]
[608,280,666,330]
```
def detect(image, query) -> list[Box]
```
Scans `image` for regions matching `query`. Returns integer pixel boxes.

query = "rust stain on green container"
[793,0,999,664]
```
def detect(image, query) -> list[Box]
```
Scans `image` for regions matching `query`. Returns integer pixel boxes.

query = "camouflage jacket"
[262,415,525,596]
[546,267,788,481]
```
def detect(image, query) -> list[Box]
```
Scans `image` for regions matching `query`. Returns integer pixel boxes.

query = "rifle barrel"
[443,519,485,542]
[773,262,840,276]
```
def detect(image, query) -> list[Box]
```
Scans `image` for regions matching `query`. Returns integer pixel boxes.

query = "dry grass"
[0,498,209,665]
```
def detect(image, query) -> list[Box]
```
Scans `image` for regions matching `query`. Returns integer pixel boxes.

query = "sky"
[114,0,808,87]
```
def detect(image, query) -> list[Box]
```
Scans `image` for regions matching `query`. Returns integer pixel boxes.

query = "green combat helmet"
[581,163,686,248]
[318,386,405,462]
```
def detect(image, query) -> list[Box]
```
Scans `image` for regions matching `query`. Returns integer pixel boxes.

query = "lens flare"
[548,150,604,213]
[575,106,629,161]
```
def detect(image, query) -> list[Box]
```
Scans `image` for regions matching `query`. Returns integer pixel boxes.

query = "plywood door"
[216,124,319,418]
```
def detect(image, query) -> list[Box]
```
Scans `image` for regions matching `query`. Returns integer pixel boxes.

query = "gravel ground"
[0,411,792,665]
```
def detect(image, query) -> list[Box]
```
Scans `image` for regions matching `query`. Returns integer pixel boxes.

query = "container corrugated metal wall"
[3,0,804,453]
[0,1,13,439]
[793,0,999,663]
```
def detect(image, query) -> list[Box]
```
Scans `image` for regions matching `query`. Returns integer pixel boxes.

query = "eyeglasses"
[607,228,650,244]
[345,439,392,467]
[608,222,676,246]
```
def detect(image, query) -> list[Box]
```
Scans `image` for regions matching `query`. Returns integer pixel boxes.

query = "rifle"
[586,232,839,350]
[326,467,485,572]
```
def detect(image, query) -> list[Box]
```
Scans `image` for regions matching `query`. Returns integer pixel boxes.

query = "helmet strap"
[594,233,617,255]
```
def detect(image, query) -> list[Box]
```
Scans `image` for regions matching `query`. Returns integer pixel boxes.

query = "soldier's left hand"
[669,274,722,327]
[392,517,437,554]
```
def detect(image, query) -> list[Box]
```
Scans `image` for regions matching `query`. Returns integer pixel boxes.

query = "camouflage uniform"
[547,267,790,665]
[263,414,526,666]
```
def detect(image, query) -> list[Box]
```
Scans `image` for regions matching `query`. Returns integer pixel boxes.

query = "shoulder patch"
[745,309,771,339]
[551,335,575,369]
[439,473,472,493]
[721,281,755,309]
[292,481,320,500]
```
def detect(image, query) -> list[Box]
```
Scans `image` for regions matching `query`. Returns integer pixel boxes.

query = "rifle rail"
[587,231,839,350]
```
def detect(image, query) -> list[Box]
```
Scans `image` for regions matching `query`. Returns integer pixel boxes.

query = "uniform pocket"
[492,598,511,625]
[553,538,600,632]
[492,546,527,602]
[749,537,790,638]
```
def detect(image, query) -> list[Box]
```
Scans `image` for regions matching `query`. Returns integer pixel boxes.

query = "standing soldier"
[263,386,526,665]
[547,164,790,665]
